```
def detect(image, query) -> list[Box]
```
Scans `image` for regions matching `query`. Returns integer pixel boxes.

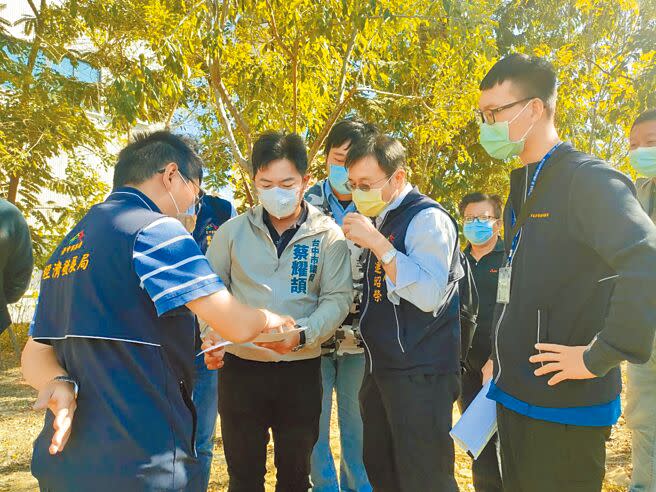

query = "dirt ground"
[0,326,632,492]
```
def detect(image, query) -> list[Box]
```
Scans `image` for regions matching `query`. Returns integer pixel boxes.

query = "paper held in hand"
[196,326,307,356]
[450,380,497,460]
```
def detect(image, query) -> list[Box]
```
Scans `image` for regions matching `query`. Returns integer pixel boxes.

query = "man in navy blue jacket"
[478,54,656,491]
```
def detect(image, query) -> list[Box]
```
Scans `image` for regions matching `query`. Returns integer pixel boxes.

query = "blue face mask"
[463,219,496,246]
[328,164,350,195]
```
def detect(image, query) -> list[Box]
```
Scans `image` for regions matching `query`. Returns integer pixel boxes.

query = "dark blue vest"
[30,188,203,491]
[192,195,234,254]
[360,187,462,375]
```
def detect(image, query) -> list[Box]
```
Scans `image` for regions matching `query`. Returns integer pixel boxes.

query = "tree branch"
[308,86,359,163]
[209,61,252,152]
[9,0,47,204]
[337,24,358,104]
[292,37,299,133]
[220,0,229,29]
[208,80,250,173]
[264,0,293,58]
[26,0,40,19]
[356,86,422,99]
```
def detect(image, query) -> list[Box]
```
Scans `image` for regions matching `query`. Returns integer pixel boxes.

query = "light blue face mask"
[463,219,496,246]
[328,164,350,195]
[630,147,656,177]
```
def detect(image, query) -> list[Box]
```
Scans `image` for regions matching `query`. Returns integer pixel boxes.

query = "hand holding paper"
[450,380,497,460]
[201,332,229,370]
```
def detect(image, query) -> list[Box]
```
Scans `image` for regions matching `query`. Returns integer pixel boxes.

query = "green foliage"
[1,0,654,259]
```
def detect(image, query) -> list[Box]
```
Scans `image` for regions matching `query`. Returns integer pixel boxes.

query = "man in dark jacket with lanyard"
[190,193,236,491]
[21,131,294,492]
[477,54,656,491]
[458,192,504,492]
[341,133,462,491]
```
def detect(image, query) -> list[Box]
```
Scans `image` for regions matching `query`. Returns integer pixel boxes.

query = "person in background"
[21,131,294,492]
[342,133,462,491]
[626,108,656,492]
[478,54,656,491]
[458,192,504,492]
[190,192,237,491]
[202,131,353,492]
[0,197,34,335]
[306,118,374,492]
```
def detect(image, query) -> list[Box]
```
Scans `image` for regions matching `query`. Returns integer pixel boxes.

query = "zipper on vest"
[494,166,528,386]
[360,250,374,373]
[359,213,392,374]
[393,304,405,353]
[536,309,544,367]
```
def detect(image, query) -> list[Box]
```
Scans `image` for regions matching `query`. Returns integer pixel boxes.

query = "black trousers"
[497,404,611,492]
[359,371,460,492]
[218,354,322,492]
[458,369,503,492]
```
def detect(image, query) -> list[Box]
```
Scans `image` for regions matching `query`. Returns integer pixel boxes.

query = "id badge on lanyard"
[497,266,512,304]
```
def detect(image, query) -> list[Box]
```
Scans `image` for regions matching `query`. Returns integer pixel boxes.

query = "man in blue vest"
[190,193,236,491]
[21,131,294,492]
[306,118,374,492]
[341,133,462,491]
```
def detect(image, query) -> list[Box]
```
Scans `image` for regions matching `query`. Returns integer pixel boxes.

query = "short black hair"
[632,109,656,130]
[480,53,558,115]
[251,131,308,176]
[458,192,503,218]
[113,131,203,188]
[345,133,405,176]
[323,118,378,157]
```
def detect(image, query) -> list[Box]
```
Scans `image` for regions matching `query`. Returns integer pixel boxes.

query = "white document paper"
[450,380,497,459]
[196,327,307,357]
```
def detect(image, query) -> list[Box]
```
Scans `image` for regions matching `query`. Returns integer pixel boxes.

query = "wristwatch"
[292,331,307,352]
[380,248,397,265]
[53,375,79,399]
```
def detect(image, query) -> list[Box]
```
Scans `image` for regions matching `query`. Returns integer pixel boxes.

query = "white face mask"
[258,186,301,219]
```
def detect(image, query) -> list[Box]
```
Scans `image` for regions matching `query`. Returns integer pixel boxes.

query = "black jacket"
[0,199,34,332]
[493,142,656,407]
[464,239,504,371]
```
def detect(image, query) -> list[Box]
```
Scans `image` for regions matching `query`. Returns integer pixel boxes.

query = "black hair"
[251,131,308,176]
[632,109,656,130]
[344,133,405,176]
[323,118,378,157]
[458,192,503,219]
[113,131,203,188]
[480,53,558,115]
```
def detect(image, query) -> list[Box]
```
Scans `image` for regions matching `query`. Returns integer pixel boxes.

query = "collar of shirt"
[464,237,505,262]
[110,186,161,213]
[323,180,356,225]
[262,201,309,256]
[375,183,413,227]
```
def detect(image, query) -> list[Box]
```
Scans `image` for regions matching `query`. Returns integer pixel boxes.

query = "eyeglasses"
[477,97,536,124]
[345,173,395,192]
[463,215,499,224]
[158,169,205,214]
